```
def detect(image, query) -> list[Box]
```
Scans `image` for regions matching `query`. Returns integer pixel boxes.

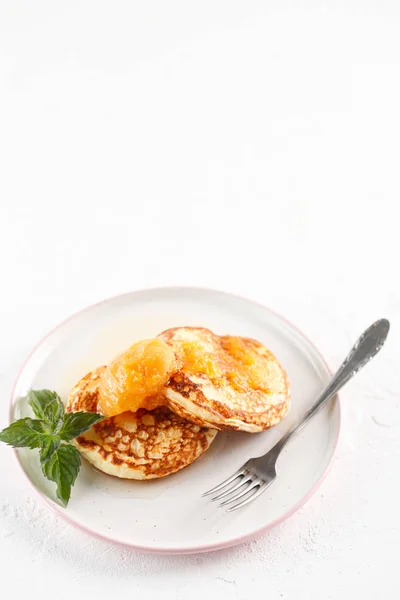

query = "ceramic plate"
[11,287,340,554]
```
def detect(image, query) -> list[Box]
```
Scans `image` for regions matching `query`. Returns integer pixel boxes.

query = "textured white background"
[1,1,399,598]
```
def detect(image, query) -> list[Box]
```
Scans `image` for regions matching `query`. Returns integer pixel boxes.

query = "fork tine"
[226,479,273,512]
[219,477,263,507]
[202,467,246,497]
[210,473,254,501]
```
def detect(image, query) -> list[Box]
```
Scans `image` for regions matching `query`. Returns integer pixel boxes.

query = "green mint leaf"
[0,418,46,448]
[59,411,103,442]
[39,435,61,464]
[1,388,104,507]
[43,400,64,427]
[28,390,65,425]
[42,444,81,507]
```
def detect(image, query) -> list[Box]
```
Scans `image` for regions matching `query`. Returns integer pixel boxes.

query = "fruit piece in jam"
[98,339,177,417]
[175,334,271,394]
[220,336,271,393]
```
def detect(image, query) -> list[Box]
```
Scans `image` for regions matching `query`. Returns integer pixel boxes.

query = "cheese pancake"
[66,367,217,480]
[158,327,290,433]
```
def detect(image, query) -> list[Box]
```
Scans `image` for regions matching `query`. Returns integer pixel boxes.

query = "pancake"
[158,327,290,433]
[66,367,217,480]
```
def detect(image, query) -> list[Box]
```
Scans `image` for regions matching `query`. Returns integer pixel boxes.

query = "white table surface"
[1,2,399,598]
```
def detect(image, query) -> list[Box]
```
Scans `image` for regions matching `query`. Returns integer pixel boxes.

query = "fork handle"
[274,319,390,454]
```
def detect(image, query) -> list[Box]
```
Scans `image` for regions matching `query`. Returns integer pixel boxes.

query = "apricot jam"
[98,339,177,416]
[175,335,270,394]
[180,342,218,379]
[220,336,270,393]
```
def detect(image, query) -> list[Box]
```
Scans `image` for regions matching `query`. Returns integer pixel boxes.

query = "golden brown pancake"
[66,367,217,480]
[158,327,290,433]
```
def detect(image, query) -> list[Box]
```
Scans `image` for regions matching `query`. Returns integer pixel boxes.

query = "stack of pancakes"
[66,327,290,480]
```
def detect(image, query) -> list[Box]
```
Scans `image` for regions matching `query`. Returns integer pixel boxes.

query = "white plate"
[11,287,340,554]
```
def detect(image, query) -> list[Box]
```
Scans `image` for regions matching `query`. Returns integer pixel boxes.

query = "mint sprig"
[28,390,64,426]
[0,390,103,507]
[42,445,82,507]
[59,411,104,442]
[0,418,46,448]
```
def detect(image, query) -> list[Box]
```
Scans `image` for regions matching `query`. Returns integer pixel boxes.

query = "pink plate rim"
[9,286,341,555]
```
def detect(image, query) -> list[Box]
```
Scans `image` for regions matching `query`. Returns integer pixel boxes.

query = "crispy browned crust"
[66,366,217,479]
[74,407,214,478]
[67,367,105,412]
[159,327,291,432]
[167,374,290,431]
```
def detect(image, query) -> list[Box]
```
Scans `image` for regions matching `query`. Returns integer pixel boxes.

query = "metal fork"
[203,319,390,512]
